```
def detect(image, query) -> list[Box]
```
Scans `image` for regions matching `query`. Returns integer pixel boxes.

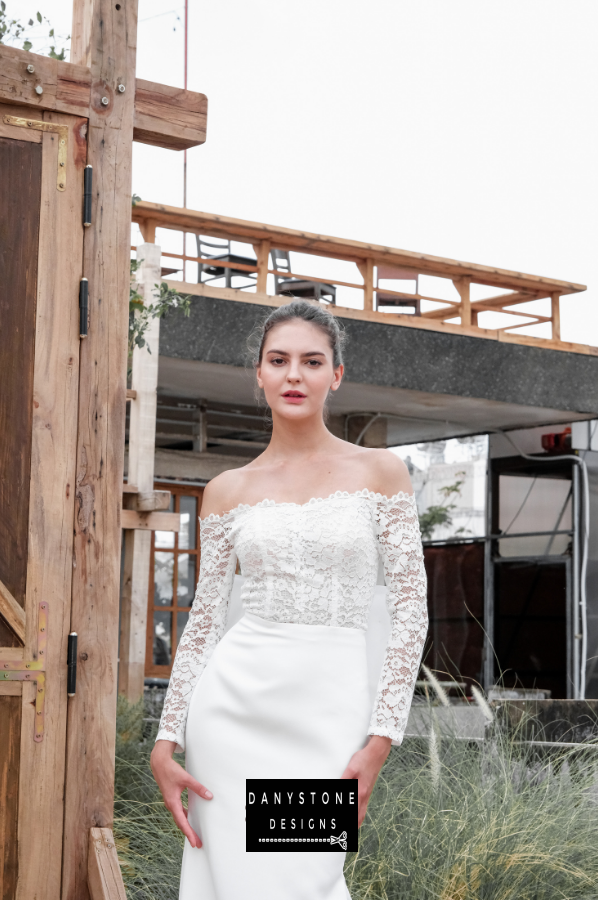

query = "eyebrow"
[266,349,327,358]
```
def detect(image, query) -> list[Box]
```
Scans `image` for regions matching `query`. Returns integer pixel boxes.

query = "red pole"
[183,0,188,206]
[183,0,189,274]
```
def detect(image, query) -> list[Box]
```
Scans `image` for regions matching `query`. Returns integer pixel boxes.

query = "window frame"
[145,482,204,678]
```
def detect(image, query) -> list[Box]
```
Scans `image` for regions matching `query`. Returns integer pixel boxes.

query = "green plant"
[129,259,192,377]
[418,472,467,540]
[114,696,186,899]
[345,714,598,900]
[0,5,70,59]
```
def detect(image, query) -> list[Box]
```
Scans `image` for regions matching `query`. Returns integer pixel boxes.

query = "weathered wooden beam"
[453,277,471,327]
[421,290,542,320]
[552,293,561,341]
[132,202,587,296]
[119,244,162,701]
[62,0,138,897]
[0,44,90,116]
[253,240,271,294]
[87,828,127,900]
[134,79,207,150]
[121,510,180,531]
[0,46,207,150]
[0,577,25,643]
[124,490,171,512]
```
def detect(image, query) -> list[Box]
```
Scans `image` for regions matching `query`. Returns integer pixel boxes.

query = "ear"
[330,363,344,392]
[255,364,264,389]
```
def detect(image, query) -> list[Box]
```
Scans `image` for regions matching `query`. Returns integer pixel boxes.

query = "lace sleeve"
[368,494,428,744]
[156,516,237,751]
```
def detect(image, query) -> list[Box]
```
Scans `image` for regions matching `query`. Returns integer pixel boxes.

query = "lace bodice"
[157,490,428,749]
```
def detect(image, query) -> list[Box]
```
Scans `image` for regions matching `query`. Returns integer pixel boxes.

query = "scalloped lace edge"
[200,488,417,524]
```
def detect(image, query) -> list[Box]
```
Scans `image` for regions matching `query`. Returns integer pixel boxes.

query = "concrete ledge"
[160,295,598,416]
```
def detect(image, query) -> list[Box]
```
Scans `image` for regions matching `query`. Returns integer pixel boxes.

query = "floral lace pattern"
[157,491,428,749]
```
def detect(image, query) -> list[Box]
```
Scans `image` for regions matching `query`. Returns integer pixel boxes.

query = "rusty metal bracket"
[3,115,68,191]
[0,602,47,741]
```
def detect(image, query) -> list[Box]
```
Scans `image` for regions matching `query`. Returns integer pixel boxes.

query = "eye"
[270,357,286,365]
[306,359,322,367]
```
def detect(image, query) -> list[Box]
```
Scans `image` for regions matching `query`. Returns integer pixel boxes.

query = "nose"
[286,359,302,383]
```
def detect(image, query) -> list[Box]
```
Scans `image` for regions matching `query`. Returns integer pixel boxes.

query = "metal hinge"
[0,602,47,741]
[3,115,67,191]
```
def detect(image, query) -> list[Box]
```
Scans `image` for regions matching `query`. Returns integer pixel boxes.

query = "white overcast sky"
[16,0,598,345]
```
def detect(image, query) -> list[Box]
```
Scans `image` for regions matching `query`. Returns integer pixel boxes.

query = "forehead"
[263,318,331,353]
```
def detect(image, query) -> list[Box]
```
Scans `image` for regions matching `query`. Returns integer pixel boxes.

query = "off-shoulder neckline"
[200,488,416,524]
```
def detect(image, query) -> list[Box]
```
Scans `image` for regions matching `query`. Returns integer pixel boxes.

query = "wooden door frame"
[144,482,204,679]
[0,105,85,900]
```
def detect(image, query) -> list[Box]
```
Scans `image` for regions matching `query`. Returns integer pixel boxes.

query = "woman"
[151,299,428,899]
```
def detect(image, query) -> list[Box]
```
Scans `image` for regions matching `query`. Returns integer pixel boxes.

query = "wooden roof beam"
[132,202,587,296]
[0,44,207,150]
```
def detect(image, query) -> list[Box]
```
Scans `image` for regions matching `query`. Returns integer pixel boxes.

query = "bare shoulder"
[360,448,414,497]
[199,466,254,519]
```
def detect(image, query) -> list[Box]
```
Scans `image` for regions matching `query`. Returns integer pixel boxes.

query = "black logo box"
[246,779,358,852]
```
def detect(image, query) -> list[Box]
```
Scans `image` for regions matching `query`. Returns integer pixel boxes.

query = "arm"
[342,491,428,825]
[151,514,237,847]
[369,493,428,742]
[156,516,237,750]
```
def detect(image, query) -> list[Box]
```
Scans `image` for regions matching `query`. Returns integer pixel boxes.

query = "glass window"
[154,552,174,604]
[153,611,172,666]
[177,554,196,603]
[179,495,197,549]
[155,530,175,549]
[177,610,190,645]
[147,485,203,676]
[391,436,488,542]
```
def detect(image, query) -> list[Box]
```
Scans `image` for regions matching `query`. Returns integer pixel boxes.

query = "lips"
[283,391,306,398]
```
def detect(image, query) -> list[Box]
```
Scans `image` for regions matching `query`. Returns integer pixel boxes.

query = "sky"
[13,0,598,344]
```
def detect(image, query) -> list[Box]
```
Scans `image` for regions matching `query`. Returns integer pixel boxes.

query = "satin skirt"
[180,612,371,900]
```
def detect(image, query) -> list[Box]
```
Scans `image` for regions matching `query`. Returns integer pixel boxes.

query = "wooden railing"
[131,202,591,353]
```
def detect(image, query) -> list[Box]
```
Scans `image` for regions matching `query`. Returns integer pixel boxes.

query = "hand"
[150,739,213,848]
[340,735,391,827]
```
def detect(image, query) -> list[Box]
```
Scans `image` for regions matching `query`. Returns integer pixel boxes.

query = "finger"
[170,803,202,848]
[184,774,213,800]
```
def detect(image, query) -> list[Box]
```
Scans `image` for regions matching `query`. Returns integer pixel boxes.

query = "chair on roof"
[375,265,420,315]
[270,248,336,304]
[196,235,257,290]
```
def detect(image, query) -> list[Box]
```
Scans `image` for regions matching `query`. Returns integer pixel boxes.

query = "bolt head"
[101,96,109,106]
[35,85,43,95]
[26,64,35,74]
[117,84,126,93]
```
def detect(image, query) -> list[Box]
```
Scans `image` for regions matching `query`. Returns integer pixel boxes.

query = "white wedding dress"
[157,490,428,900]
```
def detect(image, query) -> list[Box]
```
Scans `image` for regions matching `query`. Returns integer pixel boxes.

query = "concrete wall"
[160,295,598,415]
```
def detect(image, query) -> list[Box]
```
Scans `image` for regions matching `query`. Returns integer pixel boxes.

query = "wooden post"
[361,258,374,311]
[62,0,138,897]
[139,218,156,244]
[254,240,270,294]
[87,828,127,900]
[453,277,471,326]
[119,243,161,701]
[551,293,561,341]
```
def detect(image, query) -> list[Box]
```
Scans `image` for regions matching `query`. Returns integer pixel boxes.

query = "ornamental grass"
[113,696,598,900]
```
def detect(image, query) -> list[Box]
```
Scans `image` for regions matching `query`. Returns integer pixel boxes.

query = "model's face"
[256,319,343,420]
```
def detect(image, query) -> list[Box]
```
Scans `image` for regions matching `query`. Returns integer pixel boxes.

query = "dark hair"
[250,299,346,369]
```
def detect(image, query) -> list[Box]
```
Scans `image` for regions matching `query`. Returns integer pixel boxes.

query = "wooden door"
[0,105,85,900]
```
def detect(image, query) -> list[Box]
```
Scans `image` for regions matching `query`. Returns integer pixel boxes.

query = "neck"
[264,409,337,462]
